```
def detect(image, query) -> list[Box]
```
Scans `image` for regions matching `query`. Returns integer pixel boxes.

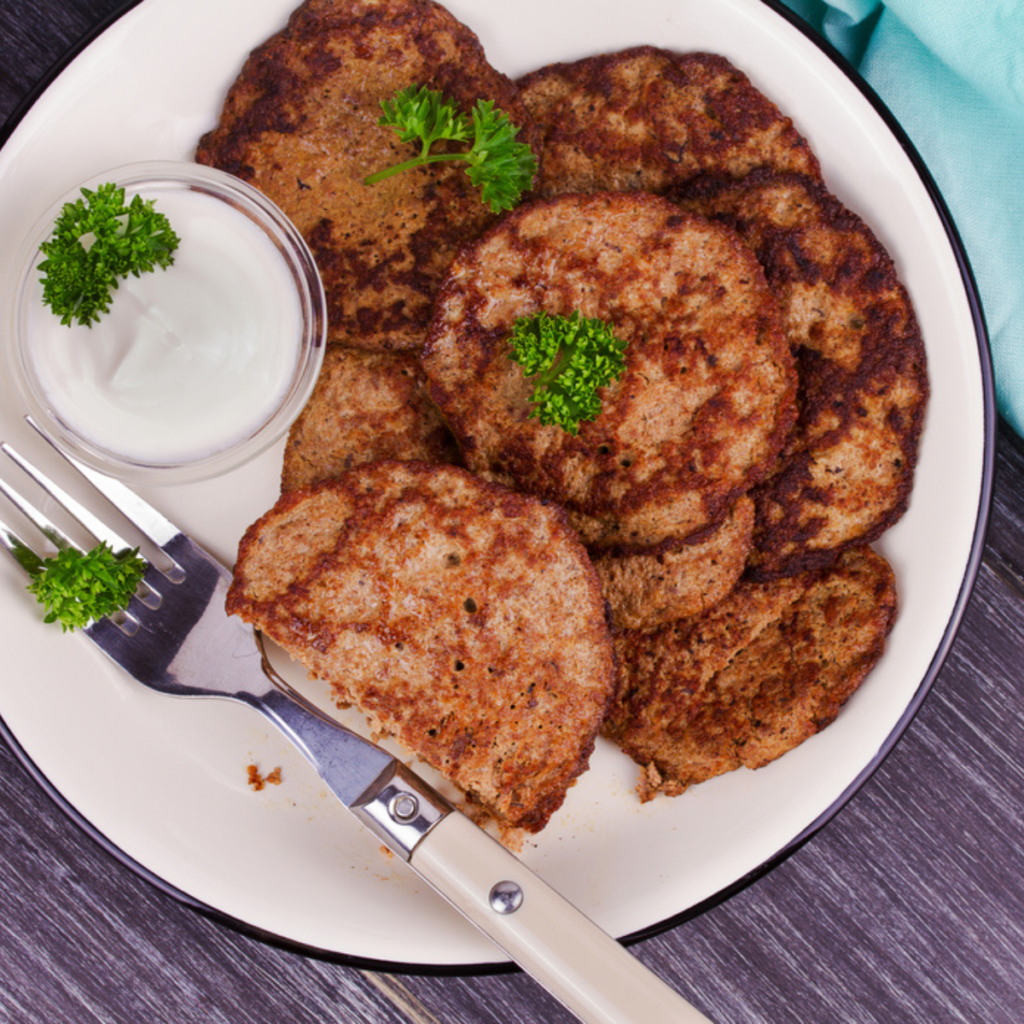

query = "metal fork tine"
[0,476,144,632]
[2,442,134,555]
[0,508,45,576]
[0,471,78,552]
[25,417,187,583]
[65,461,187,582]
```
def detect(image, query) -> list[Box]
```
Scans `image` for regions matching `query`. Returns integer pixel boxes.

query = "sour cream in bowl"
[7,161,326,484]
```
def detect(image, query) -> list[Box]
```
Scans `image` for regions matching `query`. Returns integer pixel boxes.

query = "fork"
[0,418,712,1024]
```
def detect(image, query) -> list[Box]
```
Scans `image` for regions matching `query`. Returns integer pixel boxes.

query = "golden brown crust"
[196,0,539,351]
[606,546,897,797]
[280,347,459,492]
[672,171,928,578]
[517,46,820,197]
[421,191,798,549]
[592,496,754,631]
[226,461,617,834]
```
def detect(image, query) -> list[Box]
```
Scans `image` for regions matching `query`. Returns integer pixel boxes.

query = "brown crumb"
[247,764,283,791]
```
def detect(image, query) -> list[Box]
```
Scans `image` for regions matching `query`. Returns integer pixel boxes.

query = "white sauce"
[26,187,303,465]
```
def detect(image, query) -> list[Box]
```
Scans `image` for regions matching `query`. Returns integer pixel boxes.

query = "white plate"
[0,0,993,968]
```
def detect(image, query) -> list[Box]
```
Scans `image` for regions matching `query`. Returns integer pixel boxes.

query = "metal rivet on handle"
[388,793,419,823]
[489,880,524,915]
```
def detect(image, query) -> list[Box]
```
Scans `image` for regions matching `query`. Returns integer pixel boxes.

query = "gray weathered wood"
[2,4,1023,1022]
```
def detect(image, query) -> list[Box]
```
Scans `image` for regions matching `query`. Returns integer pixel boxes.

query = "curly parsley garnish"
[507,311,628,435]
[38,182,180,327]
[26,542,147,632]
[365,85,536,213]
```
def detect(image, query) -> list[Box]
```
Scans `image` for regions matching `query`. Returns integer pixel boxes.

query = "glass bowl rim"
[6,159,327,486]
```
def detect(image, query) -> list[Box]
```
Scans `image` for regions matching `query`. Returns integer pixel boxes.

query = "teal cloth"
[778,0,1024,435]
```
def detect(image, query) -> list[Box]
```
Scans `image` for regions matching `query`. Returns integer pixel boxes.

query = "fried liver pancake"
[196,0,537,351]
[606,545,897,799]
[673,171,928,578]
[280,347,459,492]
[226,461,617,834]
[421,191,797,549]
[517,46,820,197]
[593,496,754,632]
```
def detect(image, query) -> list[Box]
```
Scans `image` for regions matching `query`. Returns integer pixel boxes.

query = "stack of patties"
[212,0,927,818]
[503,44,927,797]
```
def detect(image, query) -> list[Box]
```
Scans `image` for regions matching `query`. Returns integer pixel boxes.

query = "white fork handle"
[411,812,714,1024]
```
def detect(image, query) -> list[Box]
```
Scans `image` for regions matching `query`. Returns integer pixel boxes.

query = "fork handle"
[255,689,711,1021]
[410,811,714,1024]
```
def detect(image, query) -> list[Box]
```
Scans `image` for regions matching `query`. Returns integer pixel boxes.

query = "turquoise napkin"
[777,0,1024,436]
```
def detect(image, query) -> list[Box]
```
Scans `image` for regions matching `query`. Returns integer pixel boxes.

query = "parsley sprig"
[38,182,180,327]
[26,542,147,632]
[365,85,536,213]
[508,311,628,435]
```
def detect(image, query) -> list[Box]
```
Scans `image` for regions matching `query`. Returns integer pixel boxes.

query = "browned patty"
[592,496,754,631]
[606,545,897,799]
[196,0,538,352]
[672,171,928,578]
[226,460,617,834]
[421,191,797,550]
[516,46,820,197]
[280,346,459,492]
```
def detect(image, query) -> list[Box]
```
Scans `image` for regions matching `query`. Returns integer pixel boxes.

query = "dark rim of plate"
[0,0,997,977]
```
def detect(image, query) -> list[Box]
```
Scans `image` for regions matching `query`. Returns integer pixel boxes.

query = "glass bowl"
[6,160,326,485]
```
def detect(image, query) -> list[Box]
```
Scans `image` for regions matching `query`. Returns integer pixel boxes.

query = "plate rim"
[0,0,996,974]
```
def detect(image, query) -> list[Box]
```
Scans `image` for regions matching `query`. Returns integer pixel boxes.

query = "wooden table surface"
[2,3,1023,1022]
